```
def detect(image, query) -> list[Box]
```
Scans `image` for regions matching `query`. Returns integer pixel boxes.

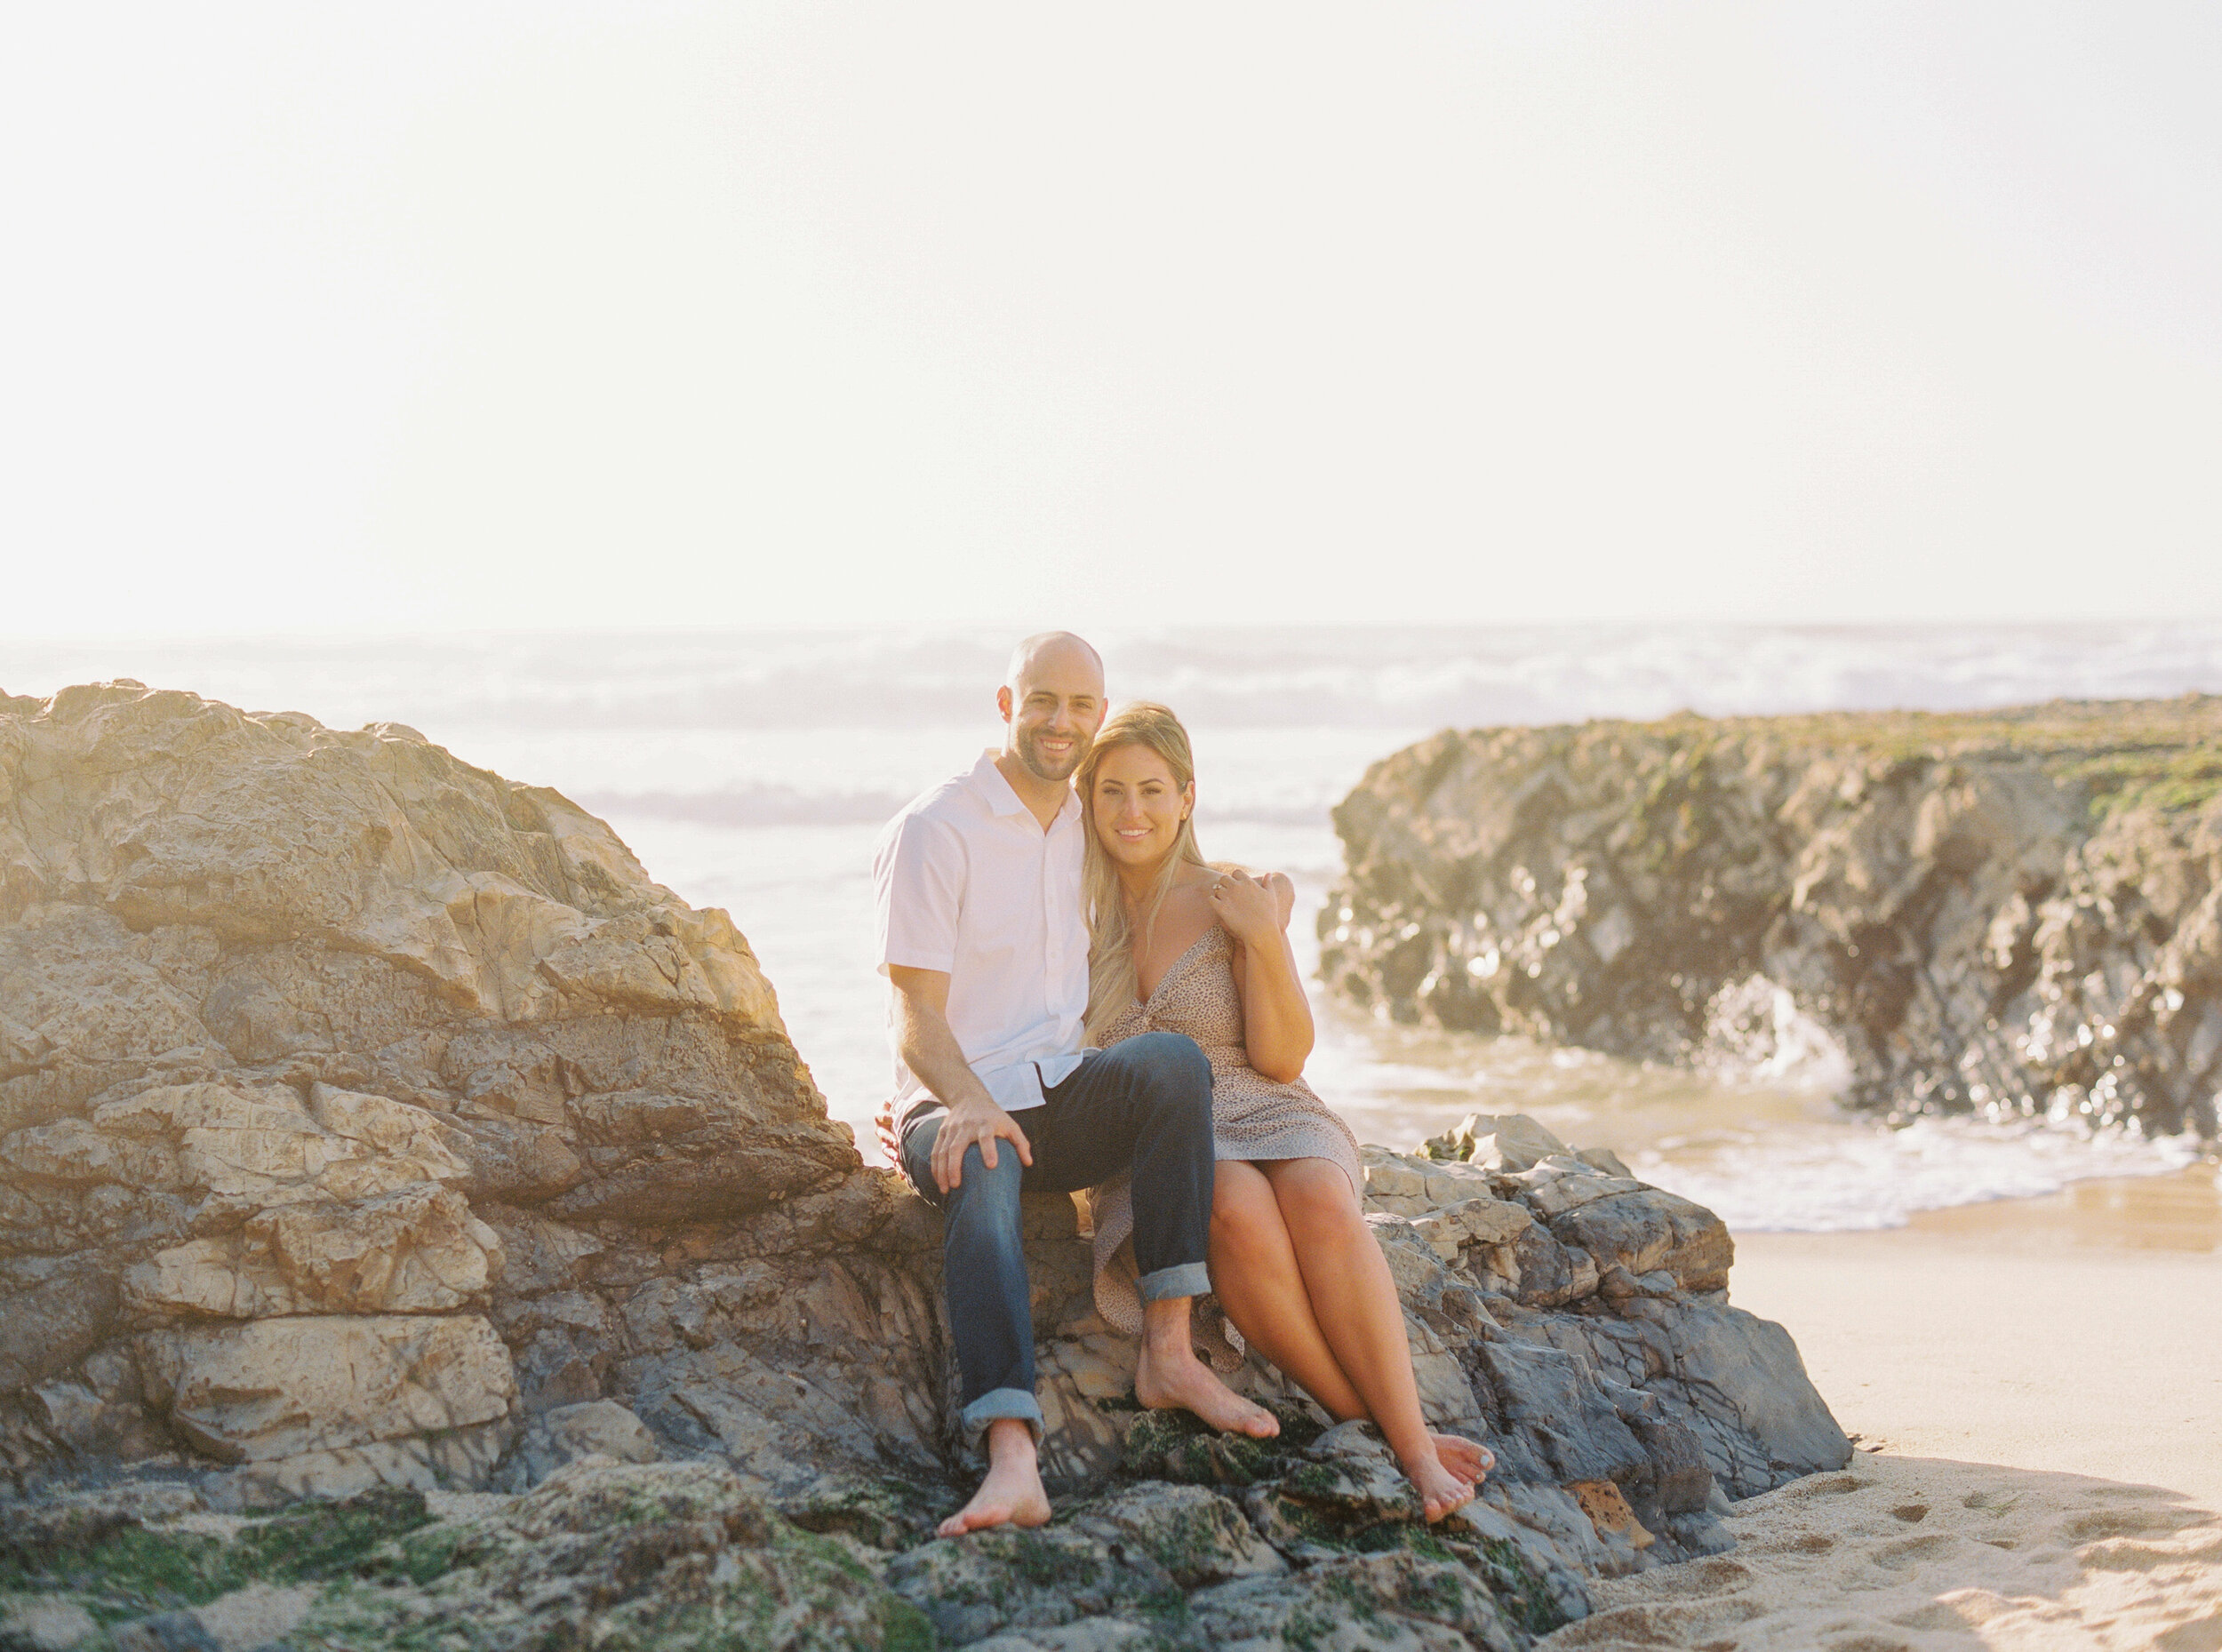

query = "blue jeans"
[899,1031,1215,1444]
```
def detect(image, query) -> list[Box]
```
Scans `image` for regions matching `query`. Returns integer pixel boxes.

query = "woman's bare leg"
[1263,1157,1481,1521]
[1211,1161,1491,1501]
[1209,1161,1369,1418]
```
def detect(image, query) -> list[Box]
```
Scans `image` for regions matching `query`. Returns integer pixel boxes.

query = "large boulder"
[0,680,868,1506]
[1321,698,2222,1136]
[0,682,1849,1648]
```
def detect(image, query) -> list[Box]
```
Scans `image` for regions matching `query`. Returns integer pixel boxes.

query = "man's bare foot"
[939,1418,1051,1537]
[1135,1340,1281,1438]
[1432,1433,1493,1485]
[1405,1445,1479,1523]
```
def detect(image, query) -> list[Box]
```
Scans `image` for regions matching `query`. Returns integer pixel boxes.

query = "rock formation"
[1322,698,2222,1137]
[0,682,1848,1650]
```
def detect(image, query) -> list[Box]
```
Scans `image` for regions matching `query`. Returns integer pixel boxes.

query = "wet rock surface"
[1321,698,2222,1136]
[1,682,1850,1648]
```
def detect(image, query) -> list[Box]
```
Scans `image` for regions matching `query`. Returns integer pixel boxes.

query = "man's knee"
[1123,1031,1212,1107]
[941,1145,1025,1238]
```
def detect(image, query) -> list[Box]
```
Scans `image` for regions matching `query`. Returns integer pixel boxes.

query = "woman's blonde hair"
[1078,701,1210,1046]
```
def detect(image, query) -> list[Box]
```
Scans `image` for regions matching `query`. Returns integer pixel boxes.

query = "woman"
[1080,701,1490,1521]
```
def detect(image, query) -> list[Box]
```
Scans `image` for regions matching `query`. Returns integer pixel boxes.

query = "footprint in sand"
[1866,1531,1959,1569]
[2080,1535,2222,1574]
[1890,1600,1971,1632]
[1620,1556,1759,1600]
[2059,1506,2188,1542]
[1544,1595,1766,1648]
[1783,1473,1874,1499]
[1739,1528,1835,1557]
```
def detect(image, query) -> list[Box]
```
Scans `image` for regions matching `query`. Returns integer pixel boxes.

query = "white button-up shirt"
[874,749,1088,1119]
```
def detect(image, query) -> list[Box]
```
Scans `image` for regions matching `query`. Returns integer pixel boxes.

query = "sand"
[1537,1164,2222,1650]
[1541,1455,2222,1650]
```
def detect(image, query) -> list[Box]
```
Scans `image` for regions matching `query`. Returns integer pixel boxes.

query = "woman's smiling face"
[1090,740,1193,871]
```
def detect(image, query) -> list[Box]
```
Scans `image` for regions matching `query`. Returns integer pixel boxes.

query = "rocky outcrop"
[1355,1115,1845,1508]
[0,682,1849,1649]
[1322,698,2222,1135]
[0,680,875,1508]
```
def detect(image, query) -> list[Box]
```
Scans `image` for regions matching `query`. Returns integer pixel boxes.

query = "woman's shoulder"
[1158,872,1220,922]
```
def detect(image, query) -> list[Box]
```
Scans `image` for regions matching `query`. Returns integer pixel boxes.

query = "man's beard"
[1015,726,1087,784]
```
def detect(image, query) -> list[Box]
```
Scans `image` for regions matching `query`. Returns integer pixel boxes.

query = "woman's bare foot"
[1432,1433,1494,1485]
[1405,1445,1480,1523]
[1135,1338,1281,1438]
[939,1418,1052,1537]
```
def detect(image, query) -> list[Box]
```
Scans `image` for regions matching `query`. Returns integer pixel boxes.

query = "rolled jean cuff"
[1137,1260,1212,1305]
[960,1387,1043,1447]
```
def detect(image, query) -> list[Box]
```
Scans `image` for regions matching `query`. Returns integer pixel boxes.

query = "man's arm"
[890,964,1033,1194]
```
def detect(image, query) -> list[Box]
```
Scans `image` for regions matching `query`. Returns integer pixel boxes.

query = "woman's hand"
[1209,868,1286,949]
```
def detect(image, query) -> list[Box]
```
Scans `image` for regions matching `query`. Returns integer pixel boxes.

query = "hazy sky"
[4,2,2218,635]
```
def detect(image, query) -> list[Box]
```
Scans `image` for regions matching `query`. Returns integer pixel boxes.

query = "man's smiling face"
[999,635,1106,785]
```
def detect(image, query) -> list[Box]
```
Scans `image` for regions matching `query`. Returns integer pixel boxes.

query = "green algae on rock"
[0,1486,434,1637]
[0,1461,932,1652]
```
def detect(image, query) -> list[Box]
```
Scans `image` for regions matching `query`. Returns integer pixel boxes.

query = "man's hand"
[1208,867,1287,950]
[930,1095,1033,1194]
[887,963,1033,1193]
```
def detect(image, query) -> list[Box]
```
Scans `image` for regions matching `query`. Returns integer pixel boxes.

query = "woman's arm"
[1213,869,1315,1083]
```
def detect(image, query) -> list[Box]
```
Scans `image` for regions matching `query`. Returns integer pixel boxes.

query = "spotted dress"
[1085,923,1363,1368]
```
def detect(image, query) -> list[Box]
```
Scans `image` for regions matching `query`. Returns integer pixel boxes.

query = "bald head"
[1005,631,1104,695]
[997,631,1106,786]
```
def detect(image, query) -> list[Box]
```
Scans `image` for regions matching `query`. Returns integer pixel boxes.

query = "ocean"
[6,624,2218,1231]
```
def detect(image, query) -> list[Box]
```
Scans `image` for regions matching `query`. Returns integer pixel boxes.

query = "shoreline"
[1728,1163,2221,1510]
[1720,1156,2222,1249]
[1539,1167,2222,1648]
[1871,1159,2220,1251]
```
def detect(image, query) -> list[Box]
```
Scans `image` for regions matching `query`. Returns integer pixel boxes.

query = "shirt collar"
[971,748,1081,826]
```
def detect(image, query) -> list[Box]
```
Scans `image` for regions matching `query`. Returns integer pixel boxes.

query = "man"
[874,631,1275,1538]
